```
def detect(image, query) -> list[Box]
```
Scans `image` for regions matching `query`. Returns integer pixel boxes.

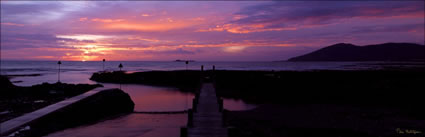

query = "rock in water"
[85,88,135,114]
[0,75,15,89]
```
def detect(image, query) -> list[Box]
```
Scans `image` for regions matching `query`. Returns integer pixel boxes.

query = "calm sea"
[0,60,409,86]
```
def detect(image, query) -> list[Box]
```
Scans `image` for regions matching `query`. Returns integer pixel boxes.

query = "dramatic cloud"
[1,1,424,61]
[231,1,424,29]
[194,1,424,34]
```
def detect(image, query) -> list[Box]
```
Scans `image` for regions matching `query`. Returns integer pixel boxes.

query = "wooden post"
[195,92,200,99]
[188,109,193,127]
[228,127,238,137]
[192,98,198,112]
[222,109,227,127]
[57,61,62,82]
[212,65,216,83]
[218,98,223,112]
[180,127,188,137]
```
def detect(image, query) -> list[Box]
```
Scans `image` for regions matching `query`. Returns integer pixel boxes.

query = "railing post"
[218,98,223,112]
[188,109,193,127]
[222,109,227,127]
[228,127,238,137]
[192,98,198,112]
[195,92,200,99]
[180,127,187,137]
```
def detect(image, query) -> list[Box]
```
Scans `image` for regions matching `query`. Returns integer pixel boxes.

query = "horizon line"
[0,59,285,62]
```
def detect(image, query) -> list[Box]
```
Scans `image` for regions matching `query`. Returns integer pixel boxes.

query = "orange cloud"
[91,18,125,23]
[178,41,295,49]
[1,22,25,27]
[102,21,193,32]
[198,23,297,34]
[79,17,88,21]
[34,56,55,59]
[141,14,151,17]
[232,15,247,20]
[191,17,205,21]
[223,46,246,53]
[127,37,160,42]
[56,34,114,41]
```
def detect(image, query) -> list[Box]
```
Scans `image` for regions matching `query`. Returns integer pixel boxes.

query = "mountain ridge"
[288,43,425,61]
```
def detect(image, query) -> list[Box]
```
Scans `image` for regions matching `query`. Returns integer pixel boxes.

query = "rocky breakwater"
[12,88,135,137]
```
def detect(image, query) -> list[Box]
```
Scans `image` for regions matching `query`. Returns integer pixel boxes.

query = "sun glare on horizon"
[1,1,424,61]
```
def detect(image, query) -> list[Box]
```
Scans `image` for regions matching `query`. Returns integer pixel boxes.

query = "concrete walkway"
[187,83,227,137]
[0,87,109,135]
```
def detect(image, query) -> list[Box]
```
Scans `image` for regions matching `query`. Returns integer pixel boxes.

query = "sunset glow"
[1,1,424,61]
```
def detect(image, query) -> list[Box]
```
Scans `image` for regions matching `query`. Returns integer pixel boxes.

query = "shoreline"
[1,75,135,137]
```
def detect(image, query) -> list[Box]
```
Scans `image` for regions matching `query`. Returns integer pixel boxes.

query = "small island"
[175,59,196,62]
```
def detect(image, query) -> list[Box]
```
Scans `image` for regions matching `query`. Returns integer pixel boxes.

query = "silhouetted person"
[119,63,123,71]
[102,59,106,71]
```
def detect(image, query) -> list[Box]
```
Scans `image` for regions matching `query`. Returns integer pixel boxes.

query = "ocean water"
[0,60,403,86]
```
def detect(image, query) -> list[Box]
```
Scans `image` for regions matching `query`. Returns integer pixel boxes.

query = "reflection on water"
[4,61,257,137]
[10,71,97,86]
[43,83,256,137]
[102,83,256,112]
[102,83,194,112]
[45,114,187,137]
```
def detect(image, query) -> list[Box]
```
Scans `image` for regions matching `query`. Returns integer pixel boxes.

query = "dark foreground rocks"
[13,88,134,137]
[1,75,15,89]
[226,104,425,137]
[88,69,425,137]
[216,69,425,137]
[1,76,102,122]
[89,69,425,104]
[90,70,202,92]
[214,69,425,104]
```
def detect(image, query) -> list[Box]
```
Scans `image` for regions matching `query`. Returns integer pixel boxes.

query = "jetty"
[181,83,228,137]
[0,87,109,136]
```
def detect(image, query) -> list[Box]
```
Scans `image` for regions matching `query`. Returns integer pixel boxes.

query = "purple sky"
[1,1,424,61]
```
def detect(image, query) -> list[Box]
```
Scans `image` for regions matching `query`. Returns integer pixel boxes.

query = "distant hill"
[288,43,425,61]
